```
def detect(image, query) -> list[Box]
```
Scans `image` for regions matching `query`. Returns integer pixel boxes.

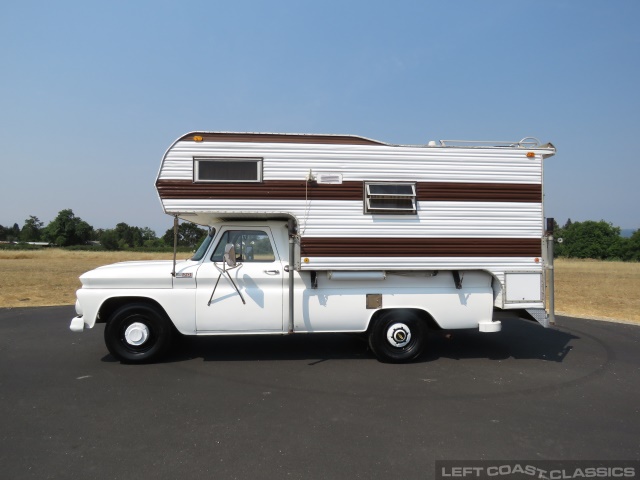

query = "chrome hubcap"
[124,322,150,346]
[386,323,411,348]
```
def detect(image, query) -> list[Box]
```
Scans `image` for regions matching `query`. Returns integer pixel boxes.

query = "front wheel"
[104,303,173,363]
[368,312,426,363]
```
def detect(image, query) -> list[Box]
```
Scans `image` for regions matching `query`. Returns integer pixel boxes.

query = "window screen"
[364,182,416,214]
[194,157,262,182]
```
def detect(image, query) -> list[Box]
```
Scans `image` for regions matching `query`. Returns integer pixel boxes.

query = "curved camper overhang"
[155,131,389,225]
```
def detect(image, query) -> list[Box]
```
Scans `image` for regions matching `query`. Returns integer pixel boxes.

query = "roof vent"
[316,173,343,185]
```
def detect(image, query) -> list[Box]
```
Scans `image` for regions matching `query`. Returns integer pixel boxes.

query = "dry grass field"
[0,250,175,307]
[553,258,640,323]
[1,250,638,323]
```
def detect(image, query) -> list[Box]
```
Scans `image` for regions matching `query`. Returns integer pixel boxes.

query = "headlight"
[75,299,83,316]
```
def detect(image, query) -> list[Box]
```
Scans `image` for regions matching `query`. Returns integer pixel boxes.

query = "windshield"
[191,229,216,261]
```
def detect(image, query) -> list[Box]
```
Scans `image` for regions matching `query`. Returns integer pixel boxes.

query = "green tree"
[140,227,157,242]
[20,216,44,242]
[98,224,159,250]
[115,222,143,248]
[43,209,93,246]
[557,220,621,260]
[621,229,640,261]
[8,223,21,242]
[99,229,120,250]
[163,222,207,248]
[0,222,20,242]
[139,227,163,248]
[91,228,104,242]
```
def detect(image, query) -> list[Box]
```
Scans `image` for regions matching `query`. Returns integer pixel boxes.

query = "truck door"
[195,228,284,332]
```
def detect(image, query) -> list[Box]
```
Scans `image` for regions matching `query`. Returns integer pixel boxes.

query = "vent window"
[364,182,416,214]
[194,157,262,183]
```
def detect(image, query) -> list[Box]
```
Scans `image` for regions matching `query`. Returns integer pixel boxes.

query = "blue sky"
[1,0,639,235]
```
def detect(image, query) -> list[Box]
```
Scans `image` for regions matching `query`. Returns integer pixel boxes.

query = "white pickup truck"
[70,220,501,364]
[70,131,555,363]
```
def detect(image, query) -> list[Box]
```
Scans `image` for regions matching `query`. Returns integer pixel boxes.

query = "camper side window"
[364,182,417,214]
[194,157,263,183]
[211,230,275,263]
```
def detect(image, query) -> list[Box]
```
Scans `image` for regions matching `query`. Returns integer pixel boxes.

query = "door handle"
[264,270,280,275]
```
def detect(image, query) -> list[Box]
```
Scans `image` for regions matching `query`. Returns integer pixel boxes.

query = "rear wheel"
[104,303,172,363]
[368,312,426,363]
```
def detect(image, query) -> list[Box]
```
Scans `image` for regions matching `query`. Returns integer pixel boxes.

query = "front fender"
[74,288,197,335]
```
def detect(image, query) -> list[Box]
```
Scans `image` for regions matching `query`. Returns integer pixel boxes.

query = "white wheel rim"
[386,323,412,348]
[124,322,150,346]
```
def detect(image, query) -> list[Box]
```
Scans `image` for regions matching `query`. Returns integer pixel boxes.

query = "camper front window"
[194,157,263,183]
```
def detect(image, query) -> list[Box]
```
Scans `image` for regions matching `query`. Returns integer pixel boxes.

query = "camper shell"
[70,131,557,363]
[156,132,555,313]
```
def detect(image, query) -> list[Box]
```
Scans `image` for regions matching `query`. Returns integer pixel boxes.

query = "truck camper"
[70,131,557,363]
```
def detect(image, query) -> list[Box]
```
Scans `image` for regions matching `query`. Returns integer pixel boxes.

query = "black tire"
[368,312,426,363]
[104,303,173,363]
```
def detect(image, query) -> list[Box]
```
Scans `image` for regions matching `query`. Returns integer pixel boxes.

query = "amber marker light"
[193,135,203,142]
[526,151,535,158]
[304,258,310,263]
[534,257,540,263]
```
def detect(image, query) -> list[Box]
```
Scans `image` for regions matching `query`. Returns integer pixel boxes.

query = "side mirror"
[223,243,237,267]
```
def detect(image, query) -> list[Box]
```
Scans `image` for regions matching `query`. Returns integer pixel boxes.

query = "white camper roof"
[166,131,555,153]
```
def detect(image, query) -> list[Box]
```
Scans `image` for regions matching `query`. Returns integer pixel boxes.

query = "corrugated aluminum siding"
[158,141,543,184]
[161,199,542,238]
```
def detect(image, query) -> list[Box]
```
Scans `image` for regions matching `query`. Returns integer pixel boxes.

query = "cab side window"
[211,230,275,262]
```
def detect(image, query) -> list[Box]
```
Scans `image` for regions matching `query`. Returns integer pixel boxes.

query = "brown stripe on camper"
[300,237,542,257]
[417,182,541,203]
[156,180,362,200]
[156,180,542,203]
[179,132,385,146]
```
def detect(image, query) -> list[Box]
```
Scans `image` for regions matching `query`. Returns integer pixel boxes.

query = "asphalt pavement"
[1,306,639,480]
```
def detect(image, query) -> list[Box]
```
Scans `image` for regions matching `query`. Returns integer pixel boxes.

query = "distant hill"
[621,229,636,238]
